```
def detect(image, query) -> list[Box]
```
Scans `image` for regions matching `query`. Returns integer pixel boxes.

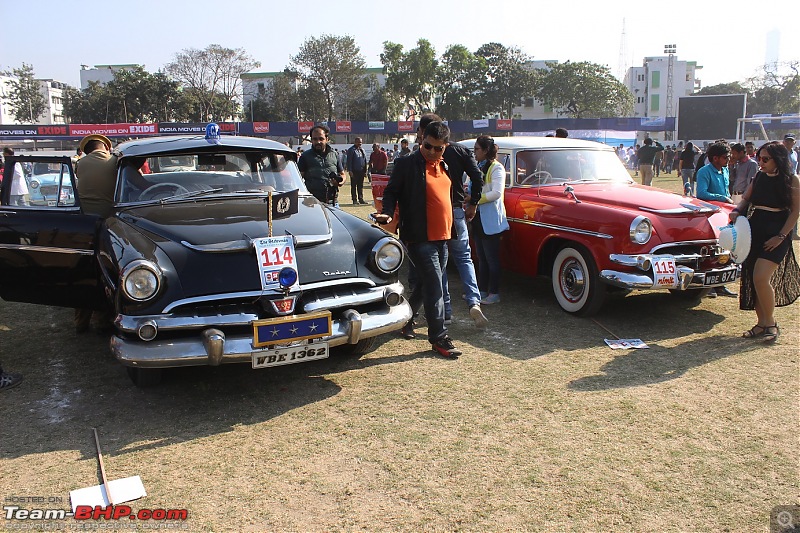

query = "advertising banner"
[298,121,314,133]
[473,119,489,129]
[253,122,270,133]
[397,121,415,132]
[368,121,385,130]
[335,121,352,133]
[69,123,158,136]
[496,119,513,131]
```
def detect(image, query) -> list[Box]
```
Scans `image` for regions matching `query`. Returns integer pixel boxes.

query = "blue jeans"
[442,208,482,317]
[680,169,694,194]
[406,241,448,343]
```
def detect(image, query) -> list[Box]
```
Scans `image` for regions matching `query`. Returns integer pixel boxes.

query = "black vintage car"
[0,131,411,386]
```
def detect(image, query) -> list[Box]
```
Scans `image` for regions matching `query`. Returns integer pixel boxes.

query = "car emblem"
[276,196,291,214]
[269,295,297,315]
[322,270,351,276]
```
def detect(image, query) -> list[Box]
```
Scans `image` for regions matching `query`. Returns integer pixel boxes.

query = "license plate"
[704,267,737,286]
[252,341,329,369]
[651,257,678,288]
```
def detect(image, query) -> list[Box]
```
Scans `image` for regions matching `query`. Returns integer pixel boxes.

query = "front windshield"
[117,151,307,203]
[515,149,632,186]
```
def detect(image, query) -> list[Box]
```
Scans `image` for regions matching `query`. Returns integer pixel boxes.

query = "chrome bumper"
[600,253,740,291]
[111,300,412,368]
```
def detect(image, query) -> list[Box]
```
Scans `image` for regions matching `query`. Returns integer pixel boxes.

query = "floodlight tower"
[664,44,676,141]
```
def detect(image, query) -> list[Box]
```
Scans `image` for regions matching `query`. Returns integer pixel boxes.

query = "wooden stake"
[92,428,114,505]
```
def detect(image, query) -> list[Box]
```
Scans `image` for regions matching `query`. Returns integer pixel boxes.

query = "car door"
[0,155,105,309]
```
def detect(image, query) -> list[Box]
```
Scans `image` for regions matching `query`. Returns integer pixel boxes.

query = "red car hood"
[561,181,720,213]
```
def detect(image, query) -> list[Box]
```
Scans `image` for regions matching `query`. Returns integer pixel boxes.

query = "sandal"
[742,325,766,338]
[763,324,779,343]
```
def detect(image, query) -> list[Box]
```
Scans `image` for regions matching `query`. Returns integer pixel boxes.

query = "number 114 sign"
[253,236,299,291]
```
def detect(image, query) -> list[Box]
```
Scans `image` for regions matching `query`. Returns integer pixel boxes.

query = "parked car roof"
[116,135,294,159]
[459,136,616,151]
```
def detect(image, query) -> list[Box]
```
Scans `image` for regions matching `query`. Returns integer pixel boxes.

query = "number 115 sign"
[253,236,299,291]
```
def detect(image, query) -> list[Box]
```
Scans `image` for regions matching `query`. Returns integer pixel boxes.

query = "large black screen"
[677,94,746,141]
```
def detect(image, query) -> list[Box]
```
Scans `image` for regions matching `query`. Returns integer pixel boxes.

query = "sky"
[2,0,797,92]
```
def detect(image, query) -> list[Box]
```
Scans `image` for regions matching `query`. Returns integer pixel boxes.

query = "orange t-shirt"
[425,159,453,241]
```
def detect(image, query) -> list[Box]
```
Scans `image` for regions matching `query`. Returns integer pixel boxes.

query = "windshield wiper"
[158,187,224,203]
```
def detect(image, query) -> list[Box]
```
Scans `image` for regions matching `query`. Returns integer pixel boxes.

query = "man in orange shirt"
[374,121,462,357]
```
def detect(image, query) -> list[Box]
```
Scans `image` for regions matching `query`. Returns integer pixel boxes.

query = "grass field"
[0,172,797,532]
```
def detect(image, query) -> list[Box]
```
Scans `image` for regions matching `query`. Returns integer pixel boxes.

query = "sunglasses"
[759,156,772,163]
[423,142,445,152]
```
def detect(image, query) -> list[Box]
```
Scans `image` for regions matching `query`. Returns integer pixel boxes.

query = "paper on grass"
[604,338,648,349]
[70,476,146,511]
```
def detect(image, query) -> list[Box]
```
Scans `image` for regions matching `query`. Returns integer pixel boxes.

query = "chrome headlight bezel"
[370,237,404,275]
[121,260,162,302]
[630,216,653,245]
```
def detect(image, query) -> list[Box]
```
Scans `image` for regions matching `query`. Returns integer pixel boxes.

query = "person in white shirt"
[2,147,29,206]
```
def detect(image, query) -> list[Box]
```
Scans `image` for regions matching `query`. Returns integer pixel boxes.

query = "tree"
[63,67,190,123]
[2,63,48,123]
[695,82,748,96]
[535,61,633,118]
[166,44,260,121]
[475,43,535,118]
[746,61,799,115]
[290,35,367,122]
[381,39,438,117]
[434,45,489,120]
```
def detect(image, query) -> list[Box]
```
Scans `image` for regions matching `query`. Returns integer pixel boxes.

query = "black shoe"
[400,320,416,340]
[359,199,368,205]
[431,336,461,358]
[715,286,737,297]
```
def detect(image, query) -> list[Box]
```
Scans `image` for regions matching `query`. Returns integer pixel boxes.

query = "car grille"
[650,242,726,270]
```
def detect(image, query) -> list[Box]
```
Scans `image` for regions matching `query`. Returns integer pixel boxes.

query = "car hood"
[113,196,363,297]
[562,182,718,214]
[118,196,332,247]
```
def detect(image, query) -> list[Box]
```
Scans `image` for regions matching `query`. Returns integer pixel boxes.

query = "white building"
[624,56,702,119]
[80,64,139,90]
[0,74,70,124]
[36,79,68,124]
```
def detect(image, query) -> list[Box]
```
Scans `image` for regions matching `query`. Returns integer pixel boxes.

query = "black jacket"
[443,143,483,206]
[382,150,458,243]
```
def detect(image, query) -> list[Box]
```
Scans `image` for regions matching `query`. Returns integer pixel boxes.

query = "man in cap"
[74,134,117,332]
[75,134,118,218]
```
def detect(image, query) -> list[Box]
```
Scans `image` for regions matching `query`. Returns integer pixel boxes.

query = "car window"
[6,161,75,208]
[499,153,512,187]
[118,152,308,203]
[515,149,632,186]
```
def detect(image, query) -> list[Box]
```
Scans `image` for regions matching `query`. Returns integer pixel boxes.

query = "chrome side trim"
[160,277,379,313]
[507,217,613,239]
[0,243,94,256]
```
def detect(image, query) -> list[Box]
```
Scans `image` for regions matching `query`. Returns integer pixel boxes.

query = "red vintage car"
[460,137,739,315]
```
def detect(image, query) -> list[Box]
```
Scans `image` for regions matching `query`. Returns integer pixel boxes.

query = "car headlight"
[630,216,652,245]
[121,260,162,301]
[370,237,403,275]
[29,180,40,189]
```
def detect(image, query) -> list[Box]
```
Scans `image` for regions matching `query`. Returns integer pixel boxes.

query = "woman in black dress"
[730,141,800,342]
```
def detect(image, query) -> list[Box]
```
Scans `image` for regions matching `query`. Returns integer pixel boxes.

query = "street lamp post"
[664,44,676,141]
